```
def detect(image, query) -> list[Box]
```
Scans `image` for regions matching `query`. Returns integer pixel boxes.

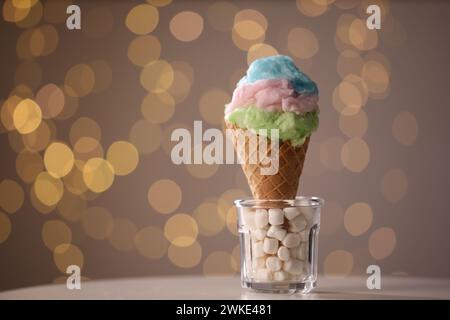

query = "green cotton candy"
[226,106,319,146]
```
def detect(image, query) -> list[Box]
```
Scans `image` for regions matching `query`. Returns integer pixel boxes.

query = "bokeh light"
[0,212,12,244]
[324,249,354,277]
[141,92,175,124]
[129,120,162,155]
[168,241,202,268]
[0,179,24,214]
[13,98,42,134]
[146,0,172,7]
[126,4,159,35]
[392,111,418,146]
[108,218,138,252]
[42,220,72,250]
[63,165,88,196]
[127,35,161,67]
[287,28,319,59]
[247,43,278,66]
[344,202,373,236]
[193,200,225,236]
[337,50,364,78]
[199,89,230,125]
[186,163,219,179]
[232,9,267,51]
[361,60,390,96]
[339,109,368,138]
[147,179,182,214]
[15,149,44,183]
[296,0,329,17]
[369,227,396,260]
[81,206,114,240]
[69,117,101,147]
[106,141,139,176]
[22,120,54,152]
[44,142,74,178]
[164,213,198,247]
[134,226,168,259]
[381,169,408,203]
[53,243,84,272]
[170,11,204,42]
[82,158,115,193]
[57,190,86,222]
[168,61,193,103]
[140,60,174,93]
[34,172,64,206]
[30,185,56,214]
[341,138,370,172]
[64,64,95,98]
[35,84,65,119]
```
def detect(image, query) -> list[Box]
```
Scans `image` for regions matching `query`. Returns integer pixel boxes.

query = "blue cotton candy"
[238,55,318,95]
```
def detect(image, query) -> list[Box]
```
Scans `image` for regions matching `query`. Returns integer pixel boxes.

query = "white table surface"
[1,276,449,300]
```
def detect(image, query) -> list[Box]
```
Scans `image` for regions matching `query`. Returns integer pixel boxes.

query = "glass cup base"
[242,280,316,294]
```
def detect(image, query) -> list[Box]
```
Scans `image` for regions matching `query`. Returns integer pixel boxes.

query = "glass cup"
[235,197,324,294]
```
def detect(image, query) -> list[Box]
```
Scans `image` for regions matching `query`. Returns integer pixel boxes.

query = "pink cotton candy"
[225,79,318,116]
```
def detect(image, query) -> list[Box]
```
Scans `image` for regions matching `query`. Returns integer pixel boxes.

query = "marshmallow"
[266,225,287,241]
[265,256,282,272]
[284,207,301,220]
[253,241,265,258]
[255,209,269,228]
[268,209,284,225]
[277,246,290,261]
[282,233,301,248]
[289,215,307,232]
[254,268,272,281]
[301,207,314,222]
[263,237,279,254]
[283,259,304,275]
[252,257,266,269]
[241,208,255,229]
[290,242,307,260]
[273,271,289,281]
[254,228,267,241]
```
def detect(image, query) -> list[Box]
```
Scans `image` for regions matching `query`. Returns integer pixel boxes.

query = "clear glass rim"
[234,196,324,208]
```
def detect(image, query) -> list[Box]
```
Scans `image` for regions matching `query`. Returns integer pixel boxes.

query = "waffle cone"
[226,121,309,200]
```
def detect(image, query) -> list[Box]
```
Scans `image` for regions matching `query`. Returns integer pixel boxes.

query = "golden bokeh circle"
[140,60,174,93]
[247,43,278,66]
[324,249,354,277]
[334,0,358,10]
[168,62,193,103]
[3,0,32,22]
[186,163,219,179]
[232,9,267,51]
[22,120,53,152]
[13,98,42,134]
[147,179,182,214]
[81,206,114,240]
[126,4,159,35]
[147,0,172,7]
[69,117,101,147]
[168,241,202,268]
[35,83,65,119]
[381,169,408,203]
[392,111,418,146]
[108,218,138,252]
[82,158,115,193]
[344,202,373,236]
[129,120,162,155]
[141,91,175,124]
[369,227,396,260]
[30,185,56,214]
[164,213,198,247]
[341,138,370,172]
[53,243,84,272]
[287,27,319,59]
[170,11,204,42]
[63,166,89,196]
[57,191,86,222]
[42,220,72,250]
[193,200,225,236]
[203,251,235,277]
[134,226,168,259]
[64,64,95,98]
[16,149,44,183]
[1,96,21,131]
[0,179,24,214]
[127,35,161,67]
[0,212,12,244]
[54,92,78,120]
[199,89,230,125]
[319,136,345,171]
[339,109,368,138]
[217,188,249,220]
[44,142,74,178]
[34,172,64,206]
[106,141,139,176]
[73,137,104,170]
[361,60,390,95]
[15,0,42,28]
[332,80,365,116]
[296,0,329,17]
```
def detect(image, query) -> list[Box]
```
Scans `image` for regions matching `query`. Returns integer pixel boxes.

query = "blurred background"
[1,0,450,292]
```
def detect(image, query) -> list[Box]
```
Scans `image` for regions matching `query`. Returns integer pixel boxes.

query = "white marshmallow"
[299,230,309,242]
[290,242,307,260]
[263,237,279,254]
[282,233,301,248]
[273,271,289,281]
[252,257,266,269]
[254,268,272,281]
[266,225,287,241]
[277,246,290,261]
[289,215,307,232]
[301,207,314,222]
[241,208,255,229]
[254,228,267,241]
[284,207,301,220]
[253,241,265,258]
[283,259,304,275]
[268,209,284,225]
[255,209,269,228]
[265,256,282,271]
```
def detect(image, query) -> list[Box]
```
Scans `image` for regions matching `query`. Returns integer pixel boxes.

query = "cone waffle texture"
[226,121,309,200]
